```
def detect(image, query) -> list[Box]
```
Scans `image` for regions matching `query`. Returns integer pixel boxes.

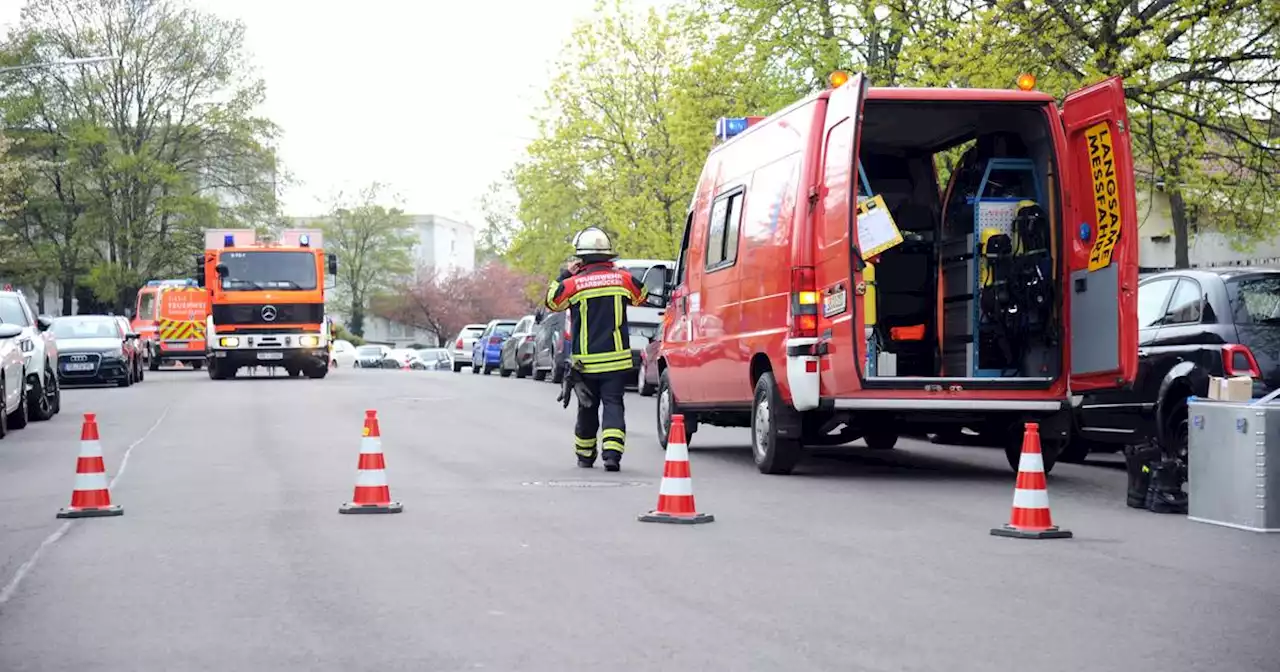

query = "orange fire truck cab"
[640,74,1138,475]
[132,279,211,370]
[197,228,337,380]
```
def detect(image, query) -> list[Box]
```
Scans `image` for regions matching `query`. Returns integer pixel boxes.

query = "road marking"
[0,405,171,608]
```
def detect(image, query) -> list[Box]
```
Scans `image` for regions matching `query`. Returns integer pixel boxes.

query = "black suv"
[1069,268,1280,461]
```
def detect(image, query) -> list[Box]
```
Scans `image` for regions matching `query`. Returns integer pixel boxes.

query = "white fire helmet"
[572,227,616,258]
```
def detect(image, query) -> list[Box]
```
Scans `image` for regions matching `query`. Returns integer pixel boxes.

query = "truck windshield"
[219,251,317,291]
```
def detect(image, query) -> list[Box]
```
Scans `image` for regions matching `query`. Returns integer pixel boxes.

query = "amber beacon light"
[1015,73,1037,91]
[829,70,851,88]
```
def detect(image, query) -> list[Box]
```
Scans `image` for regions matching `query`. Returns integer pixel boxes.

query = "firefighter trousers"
[574,370,629,461]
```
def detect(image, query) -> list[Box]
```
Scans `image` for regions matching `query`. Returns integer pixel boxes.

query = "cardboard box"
[1207,376,1253,402]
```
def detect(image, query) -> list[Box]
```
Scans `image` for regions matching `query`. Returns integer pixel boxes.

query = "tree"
[1,0,280,311]
[378,261,539,342]
[476,174,519,264]
[318,182,416,337]
[898,0,1279,267]
[0,130,22,220]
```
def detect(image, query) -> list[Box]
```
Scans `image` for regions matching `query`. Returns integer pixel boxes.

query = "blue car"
[471,319,518,375]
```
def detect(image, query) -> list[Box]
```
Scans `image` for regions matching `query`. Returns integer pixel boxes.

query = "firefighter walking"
[545,227,648,471]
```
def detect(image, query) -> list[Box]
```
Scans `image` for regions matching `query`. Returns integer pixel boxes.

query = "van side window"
[675,211,693,286]
[706,189,745,271]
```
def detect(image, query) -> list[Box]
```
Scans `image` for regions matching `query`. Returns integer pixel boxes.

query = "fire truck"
[197,229,338,380]
[132,279,210,370]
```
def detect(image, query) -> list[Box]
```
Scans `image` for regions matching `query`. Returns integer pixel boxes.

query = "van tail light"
[1222,343,1263,378]
[489,336,502,345]
[525,335,535,343]
[455,338,463,349]
[789,266,818,338]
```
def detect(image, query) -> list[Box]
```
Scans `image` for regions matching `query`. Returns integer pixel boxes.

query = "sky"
[0,0,647,225]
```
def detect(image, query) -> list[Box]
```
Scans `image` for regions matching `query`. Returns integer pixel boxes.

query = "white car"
[451,324,486,372]
[330,339,356,368]
[0,323,28,438]
[0,290,60,422]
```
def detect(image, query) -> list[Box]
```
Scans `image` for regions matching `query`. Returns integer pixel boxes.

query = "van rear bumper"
[829,398,1063,412]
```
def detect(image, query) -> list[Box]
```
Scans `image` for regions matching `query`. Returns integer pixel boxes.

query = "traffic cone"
[56,413,123,519]
[990,422,1071,539]
[339,409,403,514]
[639,414,714,525]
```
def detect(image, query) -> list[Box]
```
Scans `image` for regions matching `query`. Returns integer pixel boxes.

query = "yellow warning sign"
[1085,121,1122,271]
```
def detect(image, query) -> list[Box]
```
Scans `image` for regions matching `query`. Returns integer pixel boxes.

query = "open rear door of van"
[1060,76,1139,392]
[813,73,869,398]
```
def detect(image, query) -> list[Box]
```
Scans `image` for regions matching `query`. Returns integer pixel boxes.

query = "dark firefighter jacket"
[545,262,648,374]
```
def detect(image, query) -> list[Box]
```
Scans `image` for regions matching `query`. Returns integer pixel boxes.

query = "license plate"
[165,342,187,349]
[64,363,95,372]
[257,352,284,361]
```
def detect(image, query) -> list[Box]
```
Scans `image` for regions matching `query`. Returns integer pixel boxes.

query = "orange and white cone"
[339,409,403,514]
[57,413,123,519]
[990,422,1071,539]
[639,414,714,525]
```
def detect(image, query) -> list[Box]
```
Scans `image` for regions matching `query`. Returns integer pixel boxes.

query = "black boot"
[1124,443,1160,509]
[602,450,621,472]
[1146,458,1188,514]
[577,455,596,468]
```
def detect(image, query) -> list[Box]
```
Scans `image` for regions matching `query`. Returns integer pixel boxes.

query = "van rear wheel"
[751,372,803,475]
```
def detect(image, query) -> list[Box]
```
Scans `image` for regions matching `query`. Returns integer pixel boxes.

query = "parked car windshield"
[52,317,119,339]
[1228,275,1280,324]
[494,323,516,336]
[0,295,27,325]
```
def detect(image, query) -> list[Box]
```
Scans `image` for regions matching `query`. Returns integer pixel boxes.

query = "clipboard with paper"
[855,194,903,260]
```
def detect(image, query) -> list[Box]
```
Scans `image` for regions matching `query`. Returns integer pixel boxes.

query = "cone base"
[990,524,1072,539]
[339,501,403,514]
[57,504,123,519]
[638,511,714,525]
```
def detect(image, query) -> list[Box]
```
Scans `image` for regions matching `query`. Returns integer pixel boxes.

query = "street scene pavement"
[1,370,1278,672]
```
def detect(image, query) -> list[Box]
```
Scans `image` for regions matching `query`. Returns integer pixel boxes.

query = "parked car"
[329,339,356,368]
[531,310,569,383]
[416,348,453,370]
[1069,268,1280,463]
[0,323,28,437]
[113,315,146,384]
[470,319,518,375]
[499,314,538,378]
[639,335,662,396]
[379,348,423,369]
[354,344,390,368]
[0,289,60,421]
[52,315,139,387]
[451,324,487,372]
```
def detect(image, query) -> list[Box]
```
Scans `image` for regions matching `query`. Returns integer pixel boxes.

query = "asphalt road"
[1,367,1277,672]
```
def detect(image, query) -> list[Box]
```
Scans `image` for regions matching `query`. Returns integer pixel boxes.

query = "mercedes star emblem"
[261,305,278,322]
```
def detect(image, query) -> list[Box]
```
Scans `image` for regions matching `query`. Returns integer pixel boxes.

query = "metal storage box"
[1187,398,1280,533]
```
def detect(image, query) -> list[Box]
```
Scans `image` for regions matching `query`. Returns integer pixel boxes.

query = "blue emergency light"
[299,234,310,247]
[223,234,235,247]
[715,116,764,142]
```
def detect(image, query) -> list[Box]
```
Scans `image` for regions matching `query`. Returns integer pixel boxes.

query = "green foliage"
[316,182,416,337]
[0,0,280,312]
[506,1,802,280]
[331,321,364,347]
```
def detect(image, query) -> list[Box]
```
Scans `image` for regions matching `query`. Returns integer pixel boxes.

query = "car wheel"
[208,360,228,380]
[638,377,656,397]
[499,362,512,378]
[118,368,133,387]
[28,365,56,422]
[305,364,328,379]
[191,360,203,370]
[47,364,60,415]
[515,362,528,379]
[8,381,28,430]
[656,369,697,449]
[1056,437,1092,464]
[533,366,547,381]
[863,431,898,450]
[1003,429,1059,474]
[453,362,464,372]
[750,371,803,475]
[137,361,145,382]
[483,364,494,375]
[286,367,301,378]
[149,355,161,371]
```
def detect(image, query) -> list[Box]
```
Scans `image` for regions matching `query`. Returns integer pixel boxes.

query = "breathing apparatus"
[978,200,1056,370]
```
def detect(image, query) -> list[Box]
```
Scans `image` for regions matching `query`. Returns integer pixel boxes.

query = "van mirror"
[534,307,546,324]
[327,253,338,276]
[640,265,669,308]
[195,254,206,286]
[36,315,53,332]
[0,324,21,339]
